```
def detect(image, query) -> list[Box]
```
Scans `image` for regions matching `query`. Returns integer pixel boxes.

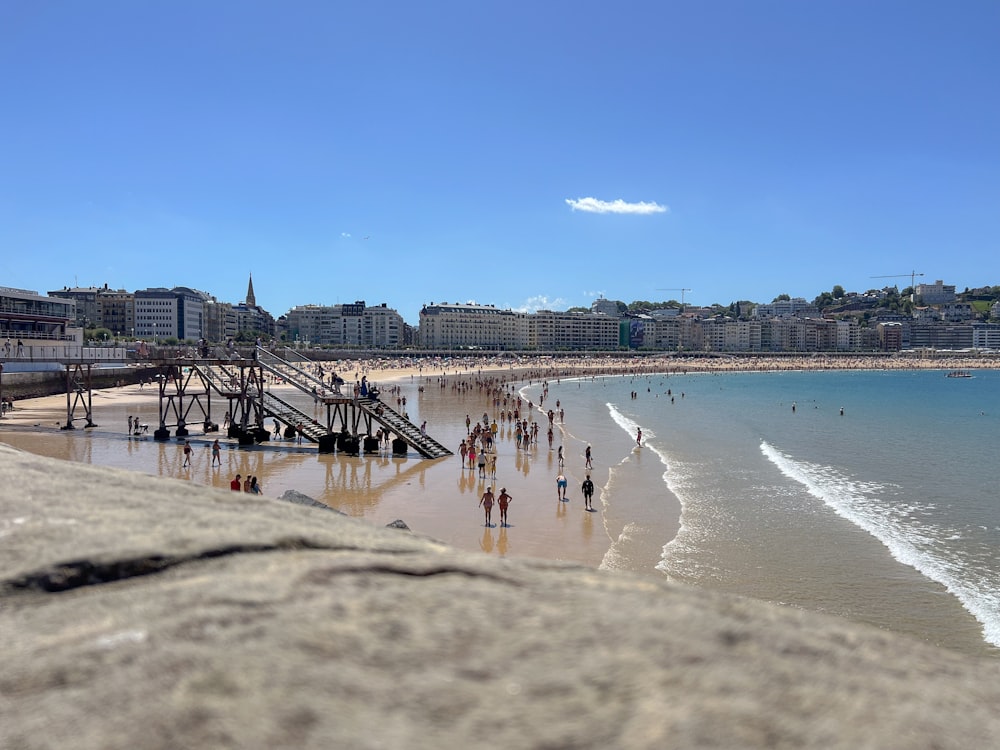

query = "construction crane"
[657,288,691,305]
[871,271,924,290]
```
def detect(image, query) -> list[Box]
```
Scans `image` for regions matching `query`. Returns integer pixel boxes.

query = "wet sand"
[0,360,640,571]
[3,353,999,573]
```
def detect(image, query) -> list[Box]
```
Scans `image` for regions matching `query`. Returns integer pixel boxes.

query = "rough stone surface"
[277,488,342,513]
[2,442,1000,749]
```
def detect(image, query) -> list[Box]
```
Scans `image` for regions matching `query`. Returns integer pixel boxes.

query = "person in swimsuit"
[497,487,512,527]
[479,486,495,526]
[556,473,568,501]
[211,439,221,466]
[582,474,595,511]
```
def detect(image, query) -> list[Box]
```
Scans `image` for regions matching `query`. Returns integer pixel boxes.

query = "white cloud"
[565,197,668,215]
[513,295,568,314]
[341,232,351,238]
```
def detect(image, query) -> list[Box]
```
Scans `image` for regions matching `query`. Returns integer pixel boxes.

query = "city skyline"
[2,2,998,324]
[36,272,992,326]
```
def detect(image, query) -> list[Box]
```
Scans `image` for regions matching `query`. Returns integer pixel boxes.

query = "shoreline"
[2,353,999,575]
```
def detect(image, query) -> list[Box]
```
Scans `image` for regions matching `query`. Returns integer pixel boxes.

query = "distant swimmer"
[840,407,844,416]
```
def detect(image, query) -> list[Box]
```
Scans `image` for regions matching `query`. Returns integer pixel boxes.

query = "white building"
[532,310,621,350]
[913,280,956,305]
[284,301,404,348]
[134,288,179,341]
[418,303,530,350]
[752,298,818,319]
[590,297,621,317]
[972,323,1000,351]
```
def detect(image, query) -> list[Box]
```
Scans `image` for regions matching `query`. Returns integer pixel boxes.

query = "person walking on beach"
[556,473,568,501]
[243,475,252,493]
[249,476,261,494]
[557,445,564,468]
[128,415,133,434]
[211,439,221,467]
[230,473,242,491]
[479,486,495,527]
[585,445,593,469]
[477,449,487,478]
[459,440,468,467]
[182,440,192,467]
[636,428,642,446]
[497,487,512,527]
[582,474,595,511]
[467,444,476,471]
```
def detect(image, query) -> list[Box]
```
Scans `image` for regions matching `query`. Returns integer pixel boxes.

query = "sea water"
[529,369,1000,656]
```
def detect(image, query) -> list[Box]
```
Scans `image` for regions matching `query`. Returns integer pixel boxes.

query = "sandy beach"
[2,352,999,574]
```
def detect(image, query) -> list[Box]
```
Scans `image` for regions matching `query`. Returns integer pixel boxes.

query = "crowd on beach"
[437,371,606,529]
[387,350,1000,533]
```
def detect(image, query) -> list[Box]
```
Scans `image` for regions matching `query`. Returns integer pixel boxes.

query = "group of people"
[2,338,25,358]
[179,438,223,468]
[230,473,262,494]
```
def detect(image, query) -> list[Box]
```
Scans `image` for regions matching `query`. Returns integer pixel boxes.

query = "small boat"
[945,370,973,378]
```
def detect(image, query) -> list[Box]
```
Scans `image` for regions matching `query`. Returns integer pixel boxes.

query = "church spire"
[246,273,256,307]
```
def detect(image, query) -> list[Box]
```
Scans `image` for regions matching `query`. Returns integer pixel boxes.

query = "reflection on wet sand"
[1,372,619,571]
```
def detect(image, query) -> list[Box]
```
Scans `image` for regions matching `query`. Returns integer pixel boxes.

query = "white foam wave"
[761,440,1000,648]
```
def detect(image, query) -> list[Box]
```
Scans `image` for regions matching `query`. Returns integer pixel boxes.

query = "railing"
[0,330,76,342]
[0,343,128,361]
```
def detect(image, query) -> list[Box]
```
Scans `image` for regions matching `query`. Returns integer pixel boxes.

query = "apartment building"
[134,288,179,341]
[418,303,531,350]
[96,289,135,337]
[48,286,102,328]
[532,310,620,350]
[284,301,404,348]
[972,323,1000,350]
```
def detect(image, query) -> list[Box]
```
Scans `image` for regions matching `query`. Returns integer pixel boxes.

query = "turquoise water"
[528,369,1000,656]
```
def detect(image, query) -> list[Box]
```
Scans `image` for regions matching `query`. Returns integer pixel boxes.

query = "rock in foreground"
[1,443,999,749]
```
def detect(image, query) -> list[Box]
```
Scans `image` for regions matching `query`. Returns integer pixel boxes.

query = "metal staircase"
[256,348,452,458]
[261,392,327,442]
[357,397,452,459]
[191,362,324,443]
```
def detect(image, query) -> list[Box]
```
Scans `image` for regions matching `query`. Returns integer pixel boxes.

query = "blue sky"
[2,1,997,324]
